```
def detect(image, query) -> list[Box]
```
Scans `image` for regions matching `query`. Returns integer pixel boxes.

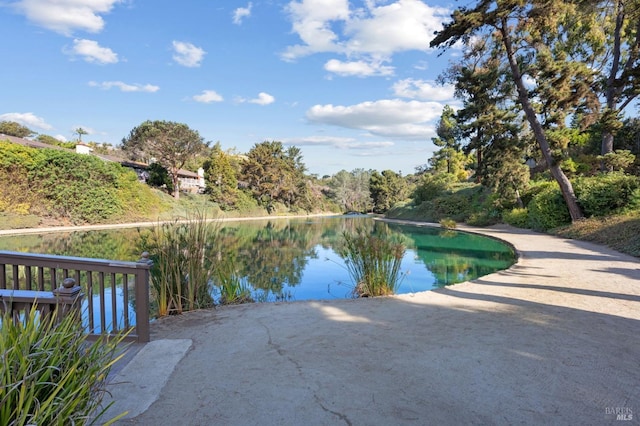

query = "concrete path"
[102,224,640,425]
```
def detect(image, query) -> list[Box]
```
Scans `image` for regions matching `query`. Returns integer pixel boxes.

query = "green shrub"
[503,208,530,228]
[527,184,571,231]
[0,308,128,425]
[439,218,457,229]
[430,193,474,221]
[412,173,455,204]
[466,210,501,226]
[573,172,640,217]
[520,180,557,208]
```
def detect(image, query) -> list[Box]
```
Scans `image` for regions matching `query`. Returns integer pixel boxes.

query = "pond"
[0,216,515,308]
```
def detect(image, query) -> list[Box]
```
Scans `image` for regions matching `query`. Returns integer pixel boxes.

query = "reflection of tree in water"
[215,220,323,294]
[0,228,141,261]
[389,225,515,287]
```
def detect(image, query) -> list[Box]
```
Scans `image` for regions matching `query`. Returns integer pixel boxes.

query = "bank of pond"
[0,215,515,325]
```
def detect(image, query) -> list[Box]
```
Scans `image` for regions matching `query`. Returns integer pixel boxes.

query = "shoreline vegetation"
[0,211,339,236]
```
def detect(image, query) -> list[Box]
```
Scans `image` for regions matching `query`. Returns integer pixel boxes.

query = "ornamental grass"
[0,308,128,425]
[339,228,407,297]
[138,211,217,316]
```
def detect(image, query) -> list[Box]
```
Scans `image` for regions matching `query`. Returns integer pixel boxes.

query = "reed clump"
[215,260,254,305]
[139,211,217,316]
[339,228,406,297]
[0,308,128,425]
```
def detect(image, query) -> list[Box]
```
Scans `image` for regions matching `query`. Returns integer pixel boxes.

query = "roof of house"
[0,134,69,151]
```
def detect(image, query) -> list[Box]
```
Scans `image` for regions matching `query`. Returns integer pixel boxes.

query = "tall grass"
[214,260,254,305]
[339,228,407,297]
[0,308,128,425]
[138,211,217,316]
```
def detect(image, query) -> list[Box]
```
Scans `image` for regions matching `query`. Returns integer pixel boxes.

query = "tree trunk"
[475,146,482,184]
[500,20,583,222]
[601,131,615,171]
[171,169,180,199]
[601,0,624,160]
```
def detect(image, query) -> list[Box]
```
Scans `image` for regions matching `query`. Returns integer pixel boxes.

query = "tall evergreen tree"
[594,0,640,159]
[431,0,586,221]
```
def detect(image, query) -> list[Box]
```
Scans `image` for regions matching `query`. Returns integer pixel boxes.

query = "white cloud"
[283,0,449,64]
[172,41,206,67]
[66,39,118,64]
[282,0,350,60]
[54,134,68,142]
[233,3,252,25]
[0,112,53,130]
[12,0,123,36]
[392,79,455,101]
[306,99,445,139]
[324,59,394,77]
[236,92,275,105]
[88,81,159,92]
[193,90,224,103]
[286,135,394,150]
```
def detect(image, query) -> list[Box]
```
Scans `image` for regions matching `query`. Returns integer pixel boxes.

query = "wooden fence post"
[135,252,152,343]
[52,277,84,322]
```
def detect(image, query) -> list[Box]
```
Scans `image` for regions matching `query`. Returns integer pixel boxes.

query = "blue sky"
[0,0,460,176]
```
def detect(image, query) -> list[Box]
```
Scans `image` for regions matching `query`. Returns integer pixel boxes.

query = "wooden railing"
[0,250,152,343]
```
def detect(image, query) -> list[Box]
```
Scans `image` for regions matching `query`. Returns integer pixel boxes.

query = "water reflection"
[0,216,516,304]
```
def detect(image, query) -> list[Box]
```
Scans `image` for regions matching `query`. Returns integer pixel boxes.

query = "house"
[0,134,206,192]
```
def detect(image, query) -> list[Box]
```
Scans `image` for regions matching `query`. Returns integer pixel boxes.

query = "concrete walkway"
[102,224,640,425]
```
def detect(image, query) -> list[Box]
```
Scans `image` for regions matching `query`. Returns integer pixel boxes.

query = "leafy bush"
[527,184,571,231]
[147,162,173,193]
[439,218,456,229]
[412,173,455,204]
[502,208,529,228]
[431,193,473,221]
[573,172,640,217]
[466,209,502,226]
[520,180,557,208]
[0,308,127,425]
[0,142,167,224]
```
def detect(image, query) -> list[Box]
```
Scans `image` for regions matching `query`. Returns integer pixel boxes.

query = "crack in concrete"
[314,394,353,426]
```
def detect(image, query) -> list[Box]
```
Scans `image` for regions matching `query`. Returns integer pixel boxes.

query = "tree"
[327,169,372,212]
[0,121,34,138]
[594,0,640,160]
[147,162,173,193]
[203,142,240,210]
[369,170,408,213]
[241,141,311,212]
[429,105,471,180]
[431,0,585,222]
[442,39,522,183]
[121,120,207,199]
[74,127,88,142]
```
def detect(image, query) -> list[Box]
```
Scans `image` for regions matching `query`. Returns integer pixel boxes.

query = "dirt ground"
[103,223,639,425]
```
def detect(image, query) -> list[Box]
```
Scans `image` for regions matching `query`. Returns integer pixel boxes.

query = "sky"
[0,0,461,177]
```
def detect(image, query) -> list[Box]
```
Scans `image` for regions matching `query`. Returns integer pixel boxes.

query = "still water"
[0,216,515,305]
